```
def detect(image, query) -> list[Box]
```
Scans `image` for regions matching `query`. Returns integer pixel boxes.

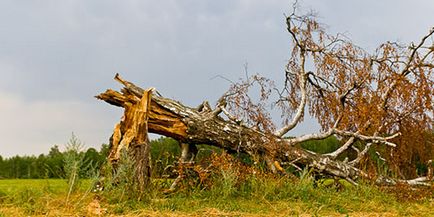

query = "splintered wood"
[108,86,154,195]
[108,87,154,163]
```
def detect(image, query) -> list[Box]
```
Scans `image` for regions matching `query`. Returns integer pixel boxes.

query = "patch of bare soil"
[380,183,434,202]
[87,196,107,216]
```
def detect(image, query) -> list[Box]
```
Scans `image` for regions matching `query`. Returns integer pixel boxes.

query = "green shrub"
[300,136,341,154]
[63,133,86,203]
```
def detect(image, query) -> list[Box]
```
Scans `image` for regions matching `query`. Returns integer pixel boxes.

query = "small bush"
[300,136,341,154]
[100,149,157,204]
[63,133,86,203]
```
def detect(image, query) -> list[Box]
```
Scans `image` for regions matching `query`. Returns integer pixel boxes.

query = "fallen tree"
[98,74,371,184]
[97,8,433,188]
[96,74,429,187]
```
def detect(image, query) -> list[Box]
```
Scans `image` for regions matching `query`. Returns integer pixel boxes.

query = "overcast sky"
[1,0,433,157]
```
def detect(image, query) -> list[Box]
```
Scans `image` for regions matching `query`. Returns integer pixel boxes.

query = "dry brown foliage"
[223,6,433,178]
[173,152,260,191]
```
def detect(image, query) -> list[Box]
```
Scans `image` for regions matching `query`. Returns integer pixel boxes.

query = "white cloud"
[0,91,120,157]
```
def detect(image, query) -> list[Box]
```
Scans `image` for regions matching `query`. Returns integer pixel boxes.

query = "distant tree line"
[0,144,109,179]
[1,135,429,179]
[0,137,182,179]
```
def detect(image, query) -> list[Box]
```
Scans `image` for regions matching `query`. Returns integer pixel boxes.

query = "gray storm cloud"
[0,0,433,157]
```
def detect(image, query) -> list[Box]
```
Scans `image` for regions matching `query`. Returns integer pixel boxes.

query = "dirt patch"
[380,183,434,202]
[87,196,107,216]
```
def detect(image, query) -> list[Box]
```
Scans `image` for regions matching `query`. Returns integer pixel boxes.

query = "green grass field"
[0,179,68,194]
[0,178,433,216]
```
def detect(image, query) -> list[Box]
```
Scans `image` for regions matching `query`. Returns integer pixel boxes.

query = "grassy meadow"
[1,137,432,216]
[0,176,433,216]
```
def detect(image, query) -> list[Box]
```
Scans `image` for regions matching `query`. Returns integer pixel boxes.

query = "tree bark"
[97,74,365,183]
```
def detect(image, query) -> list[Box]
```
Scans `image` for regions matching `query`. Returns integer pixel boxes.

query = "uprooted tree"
[97,9,433,190]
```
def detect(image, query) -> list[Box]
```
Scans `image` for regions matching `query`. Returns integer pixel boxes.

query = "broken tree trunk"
[108,85,154,197]
[97,74,365,184]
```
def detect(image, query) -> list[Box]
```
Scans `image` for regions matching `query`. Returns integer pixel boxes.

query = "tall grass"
[100,149,158,203]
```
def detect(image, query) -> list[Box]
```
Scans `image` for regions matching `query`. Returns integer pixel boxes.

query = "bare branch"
[350,142,373,166]
[324,137,355,159]
[286,128,334,144]
[275,51,308,137]
[287,128,399,148]
[219,106,244,126]
[376,175,432,186]
[333,129,400,147]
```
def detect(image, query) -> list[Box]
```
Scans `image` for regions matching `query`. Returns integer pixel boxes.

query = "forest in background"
[0,136,180,179]
[1,134,430,180]
[0,136,108,179]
